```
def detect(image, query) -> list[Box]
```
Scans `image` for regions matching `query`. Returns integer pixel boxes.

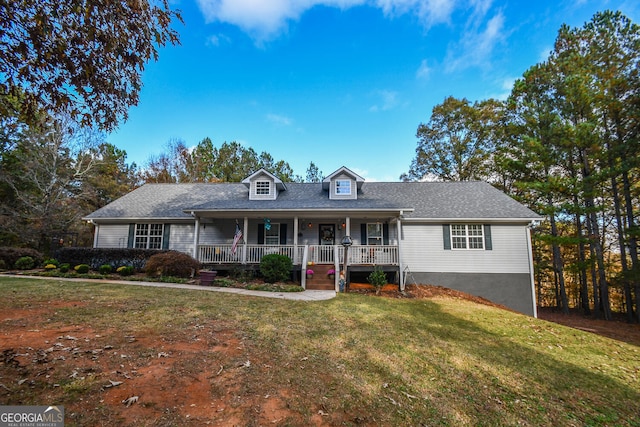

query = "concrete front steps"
[305,264,336,290]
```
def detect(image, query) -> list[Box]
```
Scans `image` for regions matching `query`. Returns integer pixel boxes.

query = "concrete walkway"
[0,274,337,301]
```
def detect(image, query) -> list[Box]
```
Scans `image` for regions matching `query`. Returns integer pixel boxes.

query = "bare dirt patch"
[0,300,305,426]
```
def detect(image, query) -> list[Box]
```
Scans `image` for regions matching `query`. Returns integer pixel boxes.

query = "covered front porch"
[197,243,400,290]
[189,214,404,290]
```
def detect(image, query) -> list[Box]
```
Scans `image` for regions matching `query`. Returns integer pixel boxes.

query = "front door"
[319,224,335,245]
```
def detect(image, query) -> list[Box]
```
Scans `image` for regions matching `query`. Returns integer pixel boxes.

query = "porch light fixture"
[341,235,353,247]
[307,222,312,228]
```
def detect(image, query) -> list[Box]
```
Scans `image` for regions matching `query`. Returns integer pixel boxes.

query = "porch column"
[242,217,248,264]
[396,216,405,291]
[192,216,200,260]
[293,216,299,264]
[92,223,99,248]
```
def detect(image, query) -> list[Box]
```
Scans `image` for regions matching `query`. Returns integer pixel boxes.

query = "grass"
[1,276,639,426]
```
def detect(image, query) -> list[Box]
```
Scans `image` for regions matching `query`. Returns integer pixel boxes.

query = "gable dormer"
[322,166,365,200]
[242,169,286,200]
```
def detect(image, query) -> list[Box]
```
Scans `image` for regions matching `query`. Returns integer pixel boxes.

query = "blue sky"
[107,0,639,182]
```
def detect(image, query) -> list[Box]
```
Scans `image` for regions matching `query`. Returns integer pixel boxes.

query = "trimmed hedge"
[55,247,174,271]
[0,247,44,270]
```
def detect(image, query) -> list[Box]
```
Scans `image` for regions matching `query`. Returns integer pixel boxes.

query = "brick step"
[305,264,336,290]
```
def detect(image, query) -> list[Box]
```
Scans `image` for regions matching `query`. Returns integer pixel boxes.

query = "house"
[84,166,541,316]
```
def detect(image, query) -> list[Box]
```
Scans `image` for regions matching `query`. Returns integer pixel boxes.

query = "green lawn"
[1,276,639,426]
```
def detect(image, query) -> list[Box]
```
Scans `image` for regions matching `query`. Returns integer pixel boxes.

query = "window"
[451,224,484,250]
[367,223,383,245]
[335,179,351,195]
[256,181,271,195]
[265,223,280,245]
[135,223,164,249]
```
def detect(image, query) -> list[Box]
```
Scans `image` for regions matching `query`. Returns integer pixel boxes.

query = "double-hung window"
[135,224,164,249]
[256,181,271,195]
[265,223,280,245]
[335,180,351,195]
[451,224,484,250]
[367,223,383,245]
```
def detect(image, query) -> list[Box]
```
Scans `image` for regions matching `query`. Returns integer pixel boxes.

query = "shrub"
[117,266,134,276]
[144,251,200,278]
[367,266,388,295]
[99,264,113,275]
[59,263,71,273]
[0,247,43,269]
[74,264,90,274]
[260,253,292,283]
[15,256,35,270]
[44,264,57,270]
[43,258,59,267]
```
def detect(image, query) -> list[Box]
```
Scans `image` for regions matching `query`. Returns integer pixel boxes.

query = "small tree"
[260,254,293,283]
[367,266,388,295]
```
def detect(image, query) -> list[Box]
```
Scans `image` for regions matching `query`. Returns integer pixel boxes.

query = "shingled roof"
[84,181,539,221]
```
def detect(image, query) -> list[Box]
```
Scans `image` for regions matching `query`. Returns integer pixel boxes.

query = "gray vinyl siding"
[168,224,194,255]
[401,223,531,274]
[95,224,129,248]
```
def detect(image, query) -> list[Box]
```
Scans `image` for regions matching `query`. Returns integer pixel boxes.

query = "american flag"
[231,223,243,255]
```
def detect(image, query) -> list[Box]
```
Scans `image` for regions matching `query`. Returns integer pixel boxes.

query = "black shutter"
[257,224,265,244]
[484,224,492,250]
[280,224,287,244]
[383,223,389,245]
[361,223,367,244]
[127,224,135,248]
[443,224,451,250]
[162,224,171,250]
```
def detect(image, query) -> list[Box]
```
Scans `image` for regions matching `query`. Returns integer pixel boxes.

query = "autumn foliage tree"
[0,0,181,131]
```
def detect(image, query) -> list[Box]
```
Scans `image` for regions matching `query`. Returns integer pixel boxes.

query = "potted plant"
[306,269,314,279]
[327,269,335,279]
[200,269,218,286]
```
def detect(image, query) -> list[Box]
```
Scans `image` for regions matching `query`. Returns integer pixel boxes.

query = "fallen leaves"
[122,396,139,407]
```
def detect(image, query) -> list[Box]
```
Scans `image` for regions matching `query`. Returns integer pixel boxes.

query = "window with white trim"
[135,223,164,249]
[367,223,383,245]
[256,180,271,195]
[335,180,351,195]
[451,224,484,249]
[265,223,280,245]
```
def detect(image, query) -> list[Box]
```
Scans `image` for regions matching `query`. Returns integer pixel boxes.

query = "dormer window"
[335,180,351,195]
[243,170,285,200]
[324,167,363,200]
[256,180,271,195]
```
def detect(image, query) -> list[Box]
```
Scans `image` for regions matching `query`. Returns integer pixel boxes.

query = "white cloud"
[195,0,462,42]
[416,59,431,79]
[266,113,293,126]
[488,76,516,100]
[369,89,399,112]
[445,9,506,72]
[206,33,231,47]
[376,0,457,27]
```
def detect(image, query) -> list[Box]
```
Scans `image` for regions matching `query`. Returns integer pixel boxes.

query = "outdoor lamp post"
[341,235,353,291]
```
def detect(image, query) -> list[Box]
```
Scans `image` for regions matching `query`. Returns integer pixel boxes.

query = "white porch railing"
[347,245,399,265]
[307,245,336,264]
[198,244,398,265]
